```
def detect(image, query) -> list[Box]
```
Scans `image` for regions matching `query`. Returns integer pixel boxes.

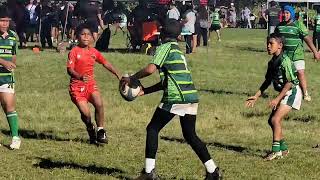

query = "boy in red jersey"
[67,23,121,145]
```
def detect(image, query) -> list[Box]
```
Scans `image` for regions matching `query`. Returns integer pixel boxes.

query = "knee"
[95,102,104,111]
[271,117,281,126]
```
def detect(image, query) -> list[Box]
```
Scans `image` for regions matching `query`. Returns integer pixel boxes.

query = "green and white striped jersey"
[150,41,198,104]
[0,30,17,85]
[275,21,308,61]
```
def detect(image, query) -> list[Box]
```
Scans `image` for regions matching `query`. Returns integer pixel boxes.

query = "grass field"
[0,28,319,180]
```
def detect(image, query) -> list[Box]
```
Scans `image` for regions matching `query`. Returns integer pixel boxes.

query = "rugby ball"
[119,74,142,101]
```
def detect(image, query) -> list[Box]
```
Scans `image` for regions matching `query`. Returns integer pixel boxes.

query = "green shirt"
[314,14,320,33]
[0,30,17,85]
[260,53,299,93]
[275,21,308,61]
[150,41,198,104]
[210,11,220,25]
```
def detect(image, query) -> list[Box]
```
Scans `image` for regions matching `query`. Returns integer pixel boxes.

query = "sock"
[6,111,19,137]
[97,127,104,131]
[272,141,281,152]
[145,158,155,173]
[280,139,288,151]
[204,159,217,173]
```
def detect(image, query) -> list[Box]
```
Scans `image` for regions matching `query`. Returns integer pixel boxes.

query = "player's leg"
[265,104,292,160]
[89,91,107,144]
[0,89,21,150]
[74,101,96,144]
[136,108,174,179]
[180,114,221,179]
[294,60,310,101]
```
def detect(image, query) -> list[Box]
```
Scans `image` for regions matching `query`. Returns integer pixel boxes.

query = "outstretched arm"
[304,36,320,59]
[131,64,157,80]
[103,62,121,80]
[245,78,271,108]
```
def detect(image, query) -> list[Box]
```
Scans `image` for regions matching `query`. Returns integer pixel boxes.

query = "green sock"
[280,139,288,151]
[6,111,19,137]
[272,141,281,152]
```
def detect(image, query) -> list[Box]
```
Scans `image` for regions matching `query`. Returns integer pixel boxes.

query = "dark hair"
[75,23,92,38]
[0,6,10,18]
[161,19,182,39]
[268,33,285,45]
[198,5,208,20]
[270,1,277,7]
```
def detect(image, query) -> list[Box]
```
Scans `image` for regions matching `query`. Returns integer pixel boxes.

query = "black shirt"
[266,7,281,26]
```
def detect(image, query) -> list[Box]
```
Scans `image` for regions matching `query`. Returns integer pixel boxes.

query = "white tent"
[266,0,320,28]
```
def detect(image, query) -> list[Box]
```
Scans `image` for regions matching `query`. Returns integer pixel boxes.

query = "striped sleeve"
[297,21,308,37]
[150,43,171,67]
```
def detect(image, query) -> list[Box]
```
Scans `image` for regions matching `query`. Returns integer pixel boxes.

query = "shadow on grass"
[292,115,315,123]
[161,136,268,157]
[0,129,87,144]
[198,89,252,96]
[34,157,132,179]
[225,45,265,53]
[241,111,270,118]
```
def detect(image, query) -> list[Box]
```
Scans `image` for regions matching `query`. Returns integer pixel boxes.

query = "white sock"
[145,158,155,173]
[97,127,104,131]
[204,159,217,173]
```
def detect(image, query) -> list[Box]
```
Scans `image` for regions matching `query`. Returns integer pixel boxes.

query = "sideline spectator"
[167,2,180,20]
[244,7,251,29]
[26,0,38,43]
[264,1,281,35]
[197,5,209,46]
[182,4,196,54]
[229,3,236,28]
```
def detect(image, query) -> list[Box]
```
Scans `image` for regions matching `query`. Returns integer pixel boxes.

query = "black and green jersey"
[210,11,220,25]
[314,14,320,33]
[275,21,308,62]
[150,41,198,104]
[0,30,17,85]
[260,53,299,93]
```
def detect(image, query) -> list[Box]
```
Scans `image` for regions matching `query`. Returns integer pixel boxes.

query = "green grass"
[0,28,320,179]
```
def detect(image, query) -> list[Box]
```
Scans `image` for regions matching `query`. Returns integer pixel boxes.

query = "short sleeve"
[297,21,308,37]
[67,49,76,69]
[150,43,171,67]
[94,49,107,64]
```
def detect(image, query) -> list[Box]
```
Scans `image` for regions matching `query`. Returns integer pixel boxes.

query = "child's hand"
[315,51,320,60]
[138,88,144,96]
[245,96,258,107]
[3,61,16,71]
[269,98,280,110]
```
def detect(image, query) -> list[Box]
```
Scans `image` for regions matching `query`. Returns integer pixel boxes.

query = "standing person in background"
[182,3,196,54]
[263,1,281,35]
[13,0,28,48]
[229,3,236,28]
[26,0,39,43]
[313,8,320,51]
[244,7,251,29]
[197,5,209,46]
[76,0,104,41]
[35,0,54,48]
[167,2,180,20]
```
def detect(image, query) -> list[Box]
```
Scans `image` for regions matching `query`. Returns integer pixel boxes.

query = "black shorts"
[210,24,221,31]
[87,21,99,33]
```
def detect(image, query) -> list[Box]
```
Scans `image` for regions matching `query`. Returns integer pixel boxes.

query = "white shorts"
[293,60,305,71]
[280,86,302,110]
[159,103,198,116]
[0,83,14,94]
